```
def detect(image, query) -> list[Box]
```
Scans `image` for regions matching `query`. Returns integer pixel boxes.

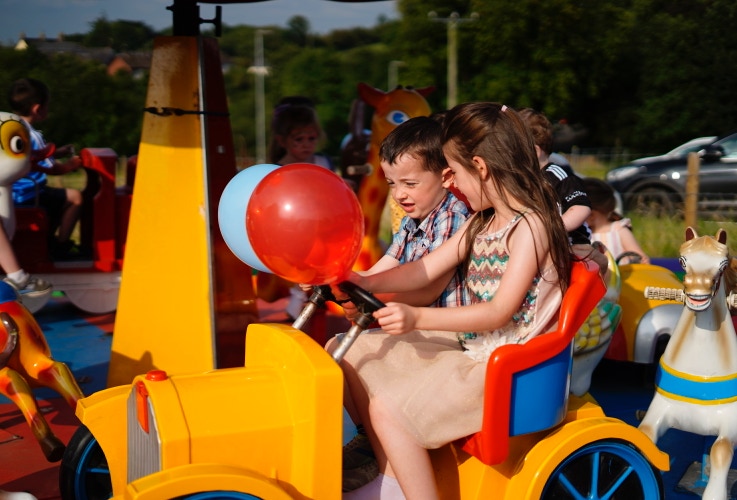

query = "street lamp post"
[428,11,478,109]
[388,60,406,89]
[247,29,270,164]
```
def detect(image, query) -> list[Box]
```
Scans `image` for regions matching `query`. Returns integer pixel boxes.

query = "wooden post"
[684,152,700,230]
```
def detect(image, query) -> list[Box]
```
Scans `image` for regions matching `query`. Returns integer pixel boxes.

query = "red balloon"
[247,163,364,284]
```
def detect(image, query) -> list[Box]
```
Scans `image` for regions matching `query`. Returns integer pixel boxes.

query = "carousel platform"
[1,292,734,499]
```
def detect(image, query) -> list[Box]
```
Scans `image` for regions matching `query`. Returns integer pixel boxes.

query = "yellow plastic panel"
[75,385,132,496]
[618,263,683,360]
[135,325,342,499]
[508,417,670,498]
[109,36,215,387]
[244,323,343,499]
[117,464,292,500]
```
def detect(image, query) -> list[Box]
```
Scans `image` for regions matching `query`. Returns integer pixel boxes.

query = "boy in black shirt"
[519,108,608,275]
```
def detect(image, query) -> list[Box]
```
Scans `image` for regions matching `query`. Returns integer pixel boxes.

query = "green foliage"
[84,17,156,51]
[3,1,737,167]
[629,0,737,148]
[629,215,737,258]
[0,46,147,156]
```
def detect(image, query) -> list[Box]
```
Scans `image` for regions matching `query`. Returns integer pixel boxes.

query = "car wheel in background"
[629,188,679,217]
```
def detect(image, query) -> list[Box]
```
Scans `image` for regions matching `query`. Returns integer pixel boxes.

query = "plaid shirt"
[386,191,470,307]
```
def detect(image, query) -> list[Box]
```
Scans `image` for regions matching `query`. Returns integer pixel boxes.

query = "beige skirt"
[331,329,488,449]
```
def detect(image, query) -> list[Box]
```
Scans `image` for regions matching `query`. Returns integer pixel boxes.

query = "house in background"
[14,33,151,77]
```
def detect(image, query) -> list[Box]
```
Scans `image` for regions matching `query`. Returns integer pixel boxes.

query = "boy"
[342,115,470,491]
[518,108,608,275]
[1,222,52,300]
[8,78,84,260]
[365,114,470,306]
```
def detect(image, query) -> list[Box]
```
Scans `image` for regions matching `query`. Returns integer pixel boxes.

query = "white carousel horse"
[639,227,737,500]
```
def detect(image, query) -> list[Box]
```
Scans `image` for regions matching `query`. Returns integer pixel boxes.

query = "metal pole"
[248,29,270,164]
[388,60,405,90]
[447,13,458,108]
[428,11,478,109]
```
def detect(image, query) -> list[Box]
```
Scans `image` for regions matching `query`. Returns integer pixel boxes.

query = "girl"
[583,177,650,265]
[331,102,572,499]
[268,97,333,318]
[268,97,333,170]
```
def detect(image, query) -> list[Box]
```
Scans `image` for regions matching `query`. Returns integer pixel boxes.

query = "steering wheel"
[330,282,386,363]
[337,281,386,315]
[616,251,643,265]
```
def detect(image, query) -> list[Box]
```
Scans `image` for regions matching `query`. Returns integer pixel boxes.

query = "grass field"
[55,154,735,259]
[571,154,737,258]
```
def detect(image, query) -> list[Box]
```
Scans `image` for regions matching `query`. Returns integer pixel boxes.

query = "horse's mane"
[726,256,737,298]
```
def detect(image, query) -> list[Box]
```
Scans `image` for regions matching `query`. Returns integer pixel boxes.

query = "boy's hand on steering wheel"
[373,302,417,335]
[340,300,360,322]
[55,144,76,157]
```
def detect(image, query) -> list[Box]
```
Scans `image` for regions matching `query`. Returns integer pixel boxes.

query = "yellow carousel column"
[108,36,258,387]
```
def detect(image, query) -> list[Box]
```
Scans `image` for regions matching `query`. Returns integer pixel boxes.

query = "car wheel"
[541,440,663,499]
[174,493,262,499]
[629,189,678,217]
[59,425,112,500]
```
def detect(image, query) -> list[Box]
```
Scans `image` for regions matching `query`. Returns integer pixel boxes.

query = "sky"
[0,0,399,45]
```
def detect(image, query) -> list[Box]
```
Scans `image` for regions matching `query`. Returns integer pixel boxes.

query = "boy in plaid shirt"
[359,115,470,308]
[342,115,470,491]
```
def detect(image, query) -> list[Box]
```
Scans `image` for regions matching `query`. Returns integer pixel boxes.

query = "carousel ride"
[4,1,735,498]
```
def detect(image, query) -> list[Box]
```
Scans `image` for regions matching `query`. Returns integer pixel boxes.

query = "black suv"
[606,132,737,214]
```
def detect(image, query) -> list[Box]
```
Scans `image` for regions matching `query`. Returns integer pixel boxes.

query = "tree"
[6,0,737,163]
[0,46,146,156]
[84,18,156,51]
[285,16,311,46]
[629,0,737,149]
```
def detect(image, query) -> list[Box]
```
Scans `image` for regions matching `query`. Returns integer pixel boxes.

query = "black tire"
[59,425,112,500]
[629,189,678,217]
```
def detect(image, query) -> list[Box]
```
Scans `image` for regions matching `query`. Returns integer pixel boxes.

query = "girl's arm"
[375,215,551,334]
[373,268,459,306]
[350,218,472,294]
[348,257,454,309]
[616,224,650,264]
[359,254,400,275]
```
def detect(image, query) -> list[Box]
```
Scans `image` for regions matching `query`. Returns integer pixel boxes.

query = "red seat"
[458,259,606,465]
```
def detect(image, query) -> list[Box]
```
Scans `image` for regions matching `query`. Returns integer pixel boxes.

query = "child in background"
[269,96,333,169]
[518,108,608,276]
[268,96,333,319]
[341,115,470,491]
[331,102,571,499]
[8,78,84,260]
[583,177,650,265]
[0,225,52,300]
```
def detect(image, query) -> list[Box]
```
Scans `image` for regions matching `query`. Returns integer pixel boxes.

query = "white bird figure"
[0,111,34,238]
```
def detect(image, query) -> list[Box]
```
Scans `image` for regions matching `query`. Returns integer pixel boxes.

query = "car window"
[668,137,715,156]
[716,136,737,158]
